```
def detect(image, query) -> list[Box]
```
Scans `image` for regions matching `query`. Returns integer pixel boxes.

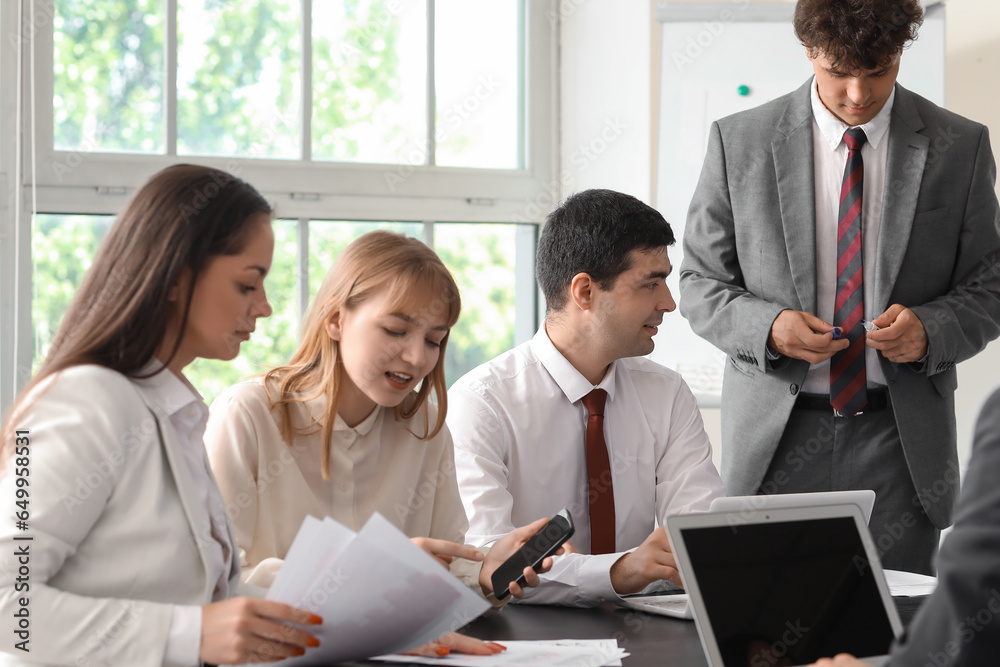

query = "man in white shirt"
[448,188,724,607]
[679,0,1000,575]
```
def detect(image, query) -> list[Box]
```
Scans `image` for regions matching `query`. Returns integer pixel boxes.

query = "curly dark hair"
[794,0,923,70]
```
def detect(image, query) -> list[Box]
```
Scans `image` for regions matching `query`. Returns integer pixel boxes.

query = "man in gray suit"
[680,0,1000,574]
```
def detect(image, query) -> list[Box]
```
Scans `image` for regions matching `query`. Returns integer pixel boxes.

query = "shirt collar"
[810,76,895,151]
[133,358,208,436]
[530,326,617,405]
[303,388,382,436]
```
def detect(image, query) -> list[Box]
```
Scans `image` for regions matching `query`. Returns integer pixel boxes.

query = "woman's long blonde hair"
[265,231,461,479]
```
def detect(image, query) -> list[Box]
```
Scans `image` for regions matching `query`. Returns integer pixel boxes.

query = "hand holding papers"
[264,513,491,665]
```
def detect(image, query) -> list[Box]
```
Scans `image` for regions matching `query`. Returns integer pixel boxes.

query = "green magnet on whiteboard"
[738,85,750,96]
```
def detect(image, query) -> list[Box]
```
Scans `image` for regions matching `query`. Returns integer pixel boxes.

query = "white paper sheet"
[374,638,628,667]
[266,515,356,608]
[264,513,491,665]
[884,568,938,597]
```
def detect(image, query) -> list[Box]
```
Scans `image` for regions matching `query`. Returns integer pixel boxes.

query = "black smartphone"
[491,509,574,600]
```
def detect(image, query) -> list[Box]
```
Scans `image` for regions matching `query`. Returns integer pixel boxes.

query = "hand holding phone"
[490,509,575,600]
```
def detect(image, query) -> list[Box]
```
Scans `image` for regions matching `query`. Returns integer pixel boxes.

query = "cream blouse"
[204,378,479,591]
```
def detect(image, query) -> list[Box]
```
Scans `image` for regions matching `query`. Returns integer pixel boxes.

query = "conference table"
[333,596,927,666]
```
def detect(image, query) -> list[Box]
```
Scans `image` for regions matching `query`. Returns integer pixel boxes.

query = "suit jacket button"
[789,383,799,395]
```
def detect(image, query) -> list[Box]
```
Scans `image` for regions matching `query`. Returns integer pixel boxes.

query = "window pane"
[434,223,519,386]
[307,221,424,301]
[32,214,115,370]
[187,219,299,403]
[177,1,301,158]
[53,1,164,153]
[312,1,427,163]
[434,1,520,169]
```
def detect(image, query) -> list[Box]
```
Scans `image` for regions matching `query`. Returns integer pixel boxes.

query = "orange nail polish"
[307,637,321,647]
[490,643,507,651]
[294,647,305,656]
[436,646,451,657]
[309,614,323,625]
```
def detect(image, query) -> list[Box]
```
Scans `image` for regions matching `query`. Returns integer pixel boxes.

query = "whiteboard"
[651,2,945,404]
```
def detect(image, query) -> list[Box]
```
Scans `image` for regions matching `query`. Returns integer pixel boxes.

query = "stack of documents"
[264,513,491,664]
[884,569,937,597]
[375,639,629,666]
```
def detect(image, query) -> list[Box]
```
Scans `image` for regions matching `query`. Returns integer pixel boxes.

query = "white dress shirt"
[133,361,235,667]
[803,78,896,393]
[447,327,724,606]
[204,378,480,590]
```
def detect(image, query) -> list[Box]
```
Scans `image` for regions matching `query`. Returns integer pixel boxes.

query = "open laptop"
[666,504,904,667]
[617,490,877,620]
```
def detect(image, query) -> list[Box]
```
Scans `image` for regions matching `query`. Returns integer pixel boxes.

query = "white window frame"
[2,0,559,411]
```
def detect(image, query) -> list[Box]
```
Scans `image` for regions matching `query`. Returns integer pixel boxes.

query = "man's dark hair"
[794,0,923,71]
[536,189,674,313]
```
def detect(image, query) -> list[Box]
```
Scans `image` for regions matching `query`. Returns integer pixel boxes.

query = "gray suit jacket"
[679,80,1000,528]
[888,388,1000,665]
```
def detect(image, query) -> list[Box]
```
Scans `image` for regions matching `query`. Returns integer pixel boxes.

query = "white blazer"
[0,365,243,667]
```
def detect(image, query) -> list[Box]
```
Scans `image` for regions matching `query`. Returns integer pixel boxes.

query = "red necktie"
[582,389,615,554]
[831,128,868,417]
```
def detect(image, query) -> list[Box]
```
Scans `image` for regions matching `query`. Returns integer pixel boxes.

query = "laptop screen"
[679,516,895,667]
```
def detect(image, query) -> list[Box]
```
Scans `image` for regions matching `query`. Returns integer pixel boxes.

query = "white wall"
[560,0,1000,473]
[558,0,653,201]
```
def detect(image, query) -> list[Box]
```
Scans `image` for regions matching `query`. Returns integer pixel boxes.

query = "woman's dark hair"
[2,164,271,451]
[536,188,675,313]
[794,0,923,71]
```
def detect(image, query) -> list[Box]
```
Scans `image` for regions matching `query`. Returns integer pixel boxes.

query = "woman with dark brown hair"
[0,164,320,666]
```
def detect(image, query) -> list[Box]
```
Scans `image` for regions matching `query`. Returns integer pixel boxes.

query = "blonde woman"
[205,231,559,656]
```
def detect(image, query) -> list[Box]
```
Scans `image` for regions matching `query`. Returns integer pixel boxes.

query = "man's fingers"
[770,310,849,361]
[864,306,927,362]
[521,565,541,589]
[648,563,682,586]
[874,303,905,327]
[801,331,850,352]
[511,517,550,542]
[535,555,555,574]
[866,323,904,343]
[799,311,836,332]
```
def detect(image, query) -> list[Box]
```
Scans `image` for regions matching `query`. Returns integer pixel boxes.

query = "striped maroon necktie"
[582,388,615,554]
[831,128,868,417]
